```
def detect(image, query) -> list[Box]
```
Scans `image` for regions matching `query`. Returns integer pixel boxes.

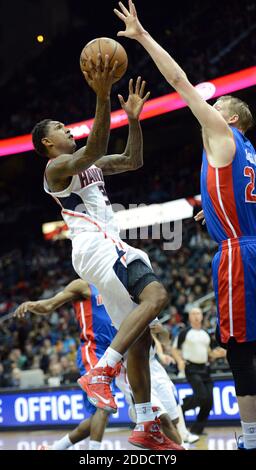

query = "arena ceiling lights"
[0,66,255,157]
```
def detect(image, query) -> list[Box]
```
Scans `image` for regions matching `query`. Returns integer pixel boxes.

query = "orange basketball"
[80,37,128,83]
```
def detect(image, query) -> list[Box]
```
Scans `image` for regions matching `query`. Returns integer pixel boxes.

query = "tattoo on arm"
[97,118,143,175]
[85,96,111,161]
[46,97,111,184]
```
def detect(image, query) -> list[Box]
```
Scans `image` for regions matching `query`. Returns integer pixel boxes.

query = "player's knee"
[148,284,169,313]
[156,285,169,310]
[230,367,256,396]
[227,339,256,395]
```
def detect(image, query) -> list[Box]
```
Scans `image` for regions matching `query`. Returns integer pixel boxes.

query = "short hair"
[217,95,255,133]
[31,119,52,157]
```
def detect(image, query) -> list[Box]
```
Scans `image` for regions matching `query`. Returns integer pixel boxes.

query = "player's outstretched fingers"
[95,53,102,73]
[129,78,134,95]
[109,60,119,79]
[142,91,150,103]
[82,71,92,86]
[118,94,125,108]
[103,54,110,78]
[118,1,130,16]
[139,80,146,98]
[135,76,141,95]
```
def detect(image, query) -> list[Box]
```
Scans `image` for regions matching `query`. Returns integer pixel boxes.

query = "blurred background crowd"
[0,0,255,389]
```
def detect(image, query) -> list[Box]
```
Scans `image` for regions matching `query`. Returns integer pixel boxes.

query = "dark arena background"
[0,0,256,457]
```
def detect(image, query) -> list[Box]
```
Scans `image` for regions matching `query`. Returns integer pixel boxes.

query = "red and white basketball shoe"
[129,419,186,450]
[77,363,121,413]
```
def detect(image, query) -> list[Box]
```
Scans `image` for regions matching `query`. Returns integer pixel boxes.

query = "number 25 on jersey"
[244,166,256,203]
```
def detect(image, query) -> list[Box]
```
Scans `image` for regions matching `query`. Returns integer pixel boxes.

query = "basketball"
[80,37,128,83]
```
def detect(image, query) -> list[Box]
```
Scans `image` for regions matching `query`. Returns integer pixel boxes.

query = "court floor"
[0,426,240,450]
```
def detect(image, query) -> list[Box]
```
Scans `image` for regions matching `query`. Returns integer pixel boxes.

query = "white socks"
[51,434,102,450]
[89,440,102,450]
[241,421,256,449]
[176,404,189,441]
[96,347,122,368]
[135,402,155,423]
[52,434,72,450]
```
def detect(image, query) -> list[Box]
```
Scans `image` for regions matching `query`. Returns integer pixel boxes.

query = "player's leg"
[126,327,152,418]
[148,358,182,444]
[213,240,256,449]
[77,346,111,449]
[38,409,109,451]
[41,418,92,450]
[116,354,185,450]
[74,237,168,358]
[126,327,174,448]
[159,369,199,444]
[159,414,181,444]
[75,242,184,449]
[127,352,184,449]
[88,409,110,449]
[109,281,168,354]
[226,338,256,450]
[67,393,109,450]
[77,252,168,412]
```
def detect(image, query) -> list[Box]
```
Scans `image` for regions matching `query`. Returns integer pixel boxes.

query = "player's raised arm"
[114,1,235,164]
[14,279,90,318]
[97,76,150,175]
[45,54,118,182]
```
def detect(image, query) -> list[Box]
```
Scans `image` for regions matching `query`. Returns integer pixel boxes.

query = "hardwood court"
[0,426,240,450]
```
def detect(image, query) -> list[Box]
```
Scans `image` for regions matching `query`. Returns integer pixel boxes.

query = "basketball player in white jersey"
[31,54,173,450]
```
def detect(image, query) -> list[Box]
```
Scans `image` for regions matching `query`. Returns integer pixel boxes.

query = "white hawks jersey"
[44,164,120,239]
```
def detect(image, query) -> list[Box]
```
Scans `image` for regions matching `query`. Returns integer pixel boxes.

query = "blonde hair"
[217,95,254,133]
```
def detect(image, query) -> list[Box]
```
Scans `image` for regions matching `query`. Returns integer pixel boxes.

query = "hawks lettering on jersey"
[79,166,104,187]
[44,164,119,239]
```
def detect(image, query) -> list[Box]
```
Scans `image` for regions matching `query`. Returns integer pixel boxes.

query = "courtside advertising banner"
[0,379,239,428]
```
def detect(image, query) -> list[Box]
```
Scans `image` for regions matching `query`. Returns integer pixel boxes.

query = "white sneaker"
[181,441,189,450]
[184,432,200,444]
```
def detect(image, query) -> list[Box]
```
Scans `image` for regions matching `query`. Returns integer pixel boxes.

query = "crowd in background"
[0,0,255,139]
[0,219,228,389]
[1,0,255,388]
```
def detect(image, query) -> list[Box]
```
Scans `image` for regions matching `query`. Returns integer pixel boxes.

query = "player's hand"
[212,347,226,359]
[158,353,176,366]
[114,1,146,39]
[150,323,165,335]
[118,77,150,119]
[14,300,51,317]
[82,53,118,100]
[13,301,34,318]
[194,209,206,225]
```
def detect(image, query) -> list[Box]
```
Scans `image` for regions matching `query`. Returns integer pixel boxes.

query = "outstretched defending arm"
[114,1,235,166]
[14,279,91,317]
